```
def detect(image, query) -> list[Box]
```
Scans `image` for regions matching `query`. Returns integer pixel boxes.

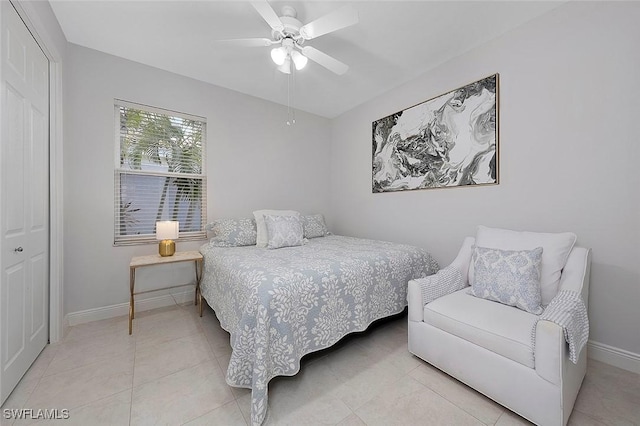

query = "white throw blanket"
[532,290,589,364]
[415,266,464,305]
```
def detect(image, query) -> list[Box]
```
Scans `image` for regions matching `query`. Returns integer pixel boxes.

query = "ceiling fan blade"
[299,5,359,40]
[251,1,284,33]
[300,46,349,75]
[217,38,274,47]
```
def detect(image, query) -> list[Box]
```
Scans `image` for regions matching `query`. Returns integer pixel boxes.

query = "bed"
[199,234,438,425]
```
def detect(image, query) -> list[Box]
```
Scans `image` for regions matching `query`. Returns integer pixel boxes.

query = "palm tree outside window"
[114,100,206,245]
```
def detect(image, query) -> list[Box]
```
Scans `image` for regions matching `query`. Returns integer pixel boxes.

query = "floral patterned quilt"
[199,235,438,425]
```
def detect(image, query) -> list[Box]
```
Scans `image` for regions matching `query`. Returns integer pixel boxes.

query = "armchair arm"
[535,320,565,385]
[408,280,423,322]
[557,247,591,308]
[535,246,591,384]
[450,237,475,285]
[408,266,465,322]
[408,237,475,322]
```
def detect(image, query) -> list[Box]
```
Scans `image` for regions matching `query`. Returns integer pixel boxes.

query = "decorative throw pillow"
[415,266,466,305]
[470,226,577,305]
[264,214,304,249]
[253,209,301,248]
[470,245,544,314]
[302,214,329,239]
[207,218,257,247]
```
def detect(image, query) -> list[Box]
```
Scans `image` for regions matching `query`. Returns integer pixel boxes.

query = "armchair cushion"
[413,265,465,305]
[470,226,577,305]
[424,288,537,368]
[470,246,544,314]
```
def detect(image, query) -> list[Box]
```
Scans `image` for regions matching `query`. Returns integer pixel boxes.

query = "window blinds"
[114,100,206,245]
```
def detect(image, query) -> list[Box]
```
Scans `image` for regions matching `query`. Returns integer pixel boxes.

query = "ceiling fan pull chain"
[288,73,292,125]
[286,69,296,126]
[292,69,296,125]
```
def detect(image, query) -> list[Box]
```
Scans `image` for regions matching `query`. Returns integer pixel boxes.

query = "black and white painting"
[372,74,498,193]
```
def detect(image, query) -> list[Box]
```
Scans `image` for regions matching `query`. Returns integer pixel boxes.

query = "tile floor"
[2,302,639,426]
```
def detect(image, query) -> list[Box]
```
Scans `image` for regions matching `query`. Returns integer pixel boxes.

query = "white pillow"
[253,209,300,247]
[470,226,577,305]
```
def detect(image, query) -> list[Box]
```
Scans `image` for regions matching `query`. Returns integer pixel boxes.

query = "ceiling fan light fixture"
[291,50,308,70]
[278,57,292,74]
[270,47,287,66]
[232,3,358,77]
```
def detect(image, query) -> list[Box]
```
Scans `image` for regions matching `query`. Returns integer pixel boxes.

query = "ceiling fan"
[221,1,359,75]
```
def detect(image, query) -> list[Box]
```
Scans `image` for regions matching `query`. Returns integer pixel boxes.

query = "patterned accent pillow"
[415,266,465,305]
[471,226,576,305]
[207,218,257,247]
[253,209,300,248]
[264,214,304,249]
[471,246,544,314]
[302,214,329,239]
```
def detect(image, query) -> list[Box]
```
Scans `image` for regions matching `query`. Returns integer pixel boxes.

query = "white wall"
[330,2,640,357]
[63,44,331,315]
[20,1,66,60]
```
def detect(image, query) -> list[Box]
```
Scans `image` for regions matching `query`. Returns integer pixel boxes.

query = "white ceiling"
[49,1,563,118]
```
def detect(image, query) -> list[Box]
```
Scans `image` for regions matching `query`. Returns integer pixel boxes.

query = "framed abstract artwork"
[372,74,499,193]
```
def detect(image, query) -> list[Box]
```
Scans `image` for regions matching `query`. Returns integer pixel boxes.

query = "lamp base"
[158,240,175,257]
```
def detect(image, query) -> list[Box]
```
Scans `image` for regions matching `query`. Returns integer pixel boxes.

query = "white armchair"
[408,231,591,426]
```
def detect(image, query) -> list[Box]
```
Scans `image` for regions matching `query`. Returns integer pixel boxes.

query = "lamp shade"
[156,221,179,240]
[270,47,286,66]
[291,50,308,70]
[277,57,292,74]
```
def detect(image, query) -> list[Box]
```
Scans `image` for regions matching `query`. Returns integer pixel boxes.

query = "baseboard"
[65,288,196,327]
[62,314,70,339]
[588,340,640,374]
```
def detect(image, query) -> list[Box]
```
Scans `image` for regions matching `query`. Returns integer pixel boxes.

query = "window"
[114,100,206,245]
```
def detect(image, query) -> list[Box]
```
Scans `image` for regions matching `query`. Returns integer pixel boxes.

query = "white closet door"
[0,1,49,404]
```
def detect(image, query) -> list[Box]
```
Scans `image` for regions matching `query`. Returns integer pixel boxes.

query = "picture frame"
[372,73,499,193]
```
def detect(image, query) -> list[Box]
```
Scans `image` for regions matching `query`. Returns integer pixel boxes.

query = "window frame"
[114,99,207,246]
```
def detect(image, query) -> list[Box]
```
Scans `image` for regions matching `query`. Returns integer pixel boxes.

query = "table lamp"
[156,221,179,257]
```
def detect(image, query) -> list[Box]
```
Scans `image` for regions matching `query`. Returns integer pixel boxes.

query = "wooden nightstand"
[128,250,203,334]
